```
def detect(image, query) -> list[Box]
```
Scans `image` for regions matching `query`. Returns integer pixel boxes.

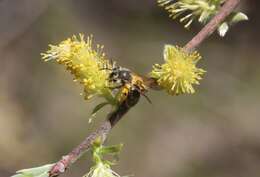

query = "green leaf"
[217,12,248,37]
[89,102,109,123]
[230,12,248,25]
[91,102,109,115]
[11,164,55,177]
[218,22,229,37]
[99,144,123,155]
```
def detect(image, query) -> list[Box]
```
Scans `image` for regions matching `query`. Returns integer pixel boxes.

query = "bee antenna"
[100,67,112,71]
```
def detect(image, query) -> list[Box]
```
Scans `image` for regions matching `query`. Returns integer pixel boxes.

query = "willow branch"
[48,0,241,176]
[184,0,240,52]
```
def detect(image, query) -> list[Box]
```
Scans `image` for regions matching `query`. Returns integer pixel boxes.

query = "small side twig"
[49,89,140,177]
[48,0,241,176]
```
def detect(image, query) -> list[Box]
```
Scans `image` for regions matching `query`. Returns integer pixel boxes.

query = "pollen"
[150,45,206,95]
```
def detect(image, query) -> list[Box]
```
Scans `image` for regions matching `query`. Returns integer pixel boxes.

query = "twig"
[184,0,240,52]
[48,0,241,176]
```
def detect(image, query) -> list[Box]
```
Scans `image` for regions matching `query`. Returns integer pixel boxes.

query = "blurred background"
[0,0,260,177]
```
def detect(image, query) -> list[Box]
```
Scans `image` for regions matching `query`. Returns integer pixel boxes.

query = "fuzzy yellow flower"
[158,0,224,28]
[150,45,205,95]
[41,34,114,102]
[157,0,248,36]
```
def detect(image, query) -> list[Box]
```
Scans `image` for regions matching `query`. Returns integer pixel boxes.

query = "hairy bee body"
[107,64,151,103]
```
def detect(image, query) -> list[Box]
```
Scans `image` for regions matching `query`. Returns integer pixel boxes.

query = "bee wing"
[143,77,161,90]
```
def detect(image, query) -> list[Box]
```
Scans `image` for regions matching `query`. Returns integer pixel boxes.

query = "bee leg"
[106,84,123,90]
[122,87,129,96]
[141,92,152,104]
[133,85,152,104]
[100,67,112,71]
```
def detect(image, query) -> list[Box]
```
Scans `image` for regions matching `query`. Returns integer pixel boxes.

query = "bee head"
[109,67,132,84]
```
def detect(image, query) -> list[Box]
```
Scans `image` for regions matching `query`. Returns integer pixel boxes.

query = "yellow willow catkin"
[41,34,113,100]
[150,45,206,95]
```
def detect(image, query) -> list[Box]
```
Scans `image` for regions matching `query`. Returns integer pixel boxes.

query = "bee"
[108,87,141,126]
[103,61,152,103]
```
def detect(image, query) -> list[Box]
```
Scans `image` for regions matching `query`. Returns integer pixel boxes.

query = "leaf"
[230,12,248,25]
[99,144,123,155]
[218,22,229,37]
[217,11,248,37]
[89,102,109,123]
[11,164,55,177]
